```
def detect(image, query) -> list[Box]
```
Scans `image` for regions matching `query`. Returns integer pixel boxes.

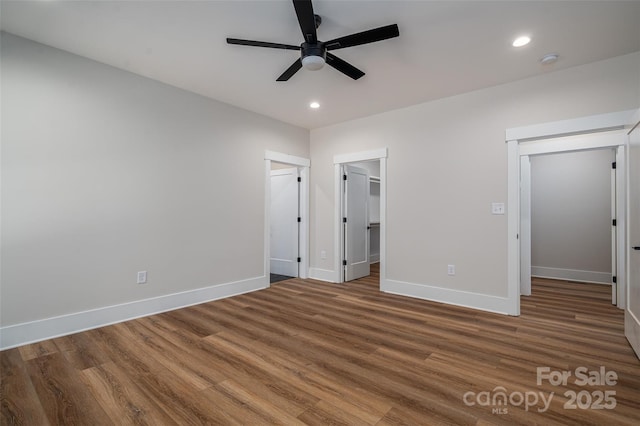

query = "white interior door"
[626,120,640,359]
[270,168,299,277]
[344,164,370,281]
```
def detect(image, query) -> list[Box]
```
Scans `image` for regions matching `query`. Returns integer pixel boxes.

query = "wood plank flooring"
[2,268,639,425]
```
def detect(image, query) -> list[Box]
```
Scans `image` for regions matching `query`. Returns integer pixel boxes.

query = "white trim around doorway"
[506,109,637,316]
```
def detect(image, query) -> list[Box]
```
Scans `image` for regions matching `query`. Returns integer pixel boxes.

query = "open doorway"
[516,131,627,308]
[528,149,616,299]
[333,148,387,287]
[341,160,381,282]
[264,151,310,285]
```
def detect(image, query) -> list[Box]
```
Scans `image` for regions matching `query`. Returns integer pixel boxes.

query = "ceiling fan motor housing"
[301,42,325,59]
[301,42,326,70]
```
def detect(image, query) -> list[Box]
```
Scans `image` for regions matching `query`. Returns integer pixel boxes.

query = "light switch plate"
[491,202,505,215]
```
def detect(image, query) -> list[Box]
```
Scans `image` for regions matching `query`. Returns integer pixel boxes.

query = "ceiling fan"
[226,0,399,81]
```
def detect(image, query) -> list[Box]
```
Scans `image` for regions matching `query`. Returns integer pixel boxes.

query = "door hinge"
[297,217,301,223]
[613,276,617,283]
[297,177,301,182]
[343,217,347,223]
[612,162,617,169]
[343,174,347,181]
[297,257,301,263]
[343,260,347,266]
[613,219,617,226]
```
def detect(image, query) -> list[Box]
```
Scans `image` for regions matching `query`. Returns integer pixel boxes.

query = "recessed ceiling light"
[512,36,531,47]
[309,101,320,109]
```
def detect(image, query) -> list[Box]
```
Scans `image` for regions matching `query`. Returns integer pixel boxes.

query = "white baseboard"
[308,267,337,283]
[625,310,640,360]
[531,266,611,284]
[381,279,515,315]
[0,275,268,350]
[369,254,380,263]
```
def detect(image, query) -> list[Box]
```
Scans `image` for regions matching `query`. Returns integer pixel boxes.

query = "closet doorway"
[342,161,380,281]
[507,109,637,316]
[517,131,627,307]
[334,148,387,286]
[528,148,617,301]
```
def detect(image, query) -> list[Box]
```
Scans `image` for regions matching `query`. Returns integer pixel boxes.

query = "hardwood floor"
[2,271,639,425]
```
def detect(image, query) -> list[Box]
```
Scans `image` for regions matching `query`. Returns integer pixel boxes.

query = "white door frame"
[507,110,637,315]
[265,151,310,282]
[334,148,387,285]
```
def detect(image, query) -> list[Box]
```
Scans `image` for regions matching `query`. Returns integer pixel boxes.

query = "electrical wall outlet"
[447,265,455,276]
[137,271,147,284]
[321,250,327,260]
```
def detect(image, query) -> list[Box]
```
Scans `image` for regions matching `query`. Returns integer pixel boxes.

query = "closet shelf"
[369,176,381,183]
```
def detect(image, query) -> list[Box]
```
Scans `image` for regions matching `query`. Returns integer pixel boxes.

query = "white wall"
[309,52,640,313]
[530,150,613,284]
[0,33,309,342]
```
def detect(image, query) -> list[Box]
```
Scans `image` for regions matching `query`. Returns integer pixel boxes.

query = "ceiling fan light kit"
[301,42,326,70]
[302,55,325,70]
[226,0,399,81]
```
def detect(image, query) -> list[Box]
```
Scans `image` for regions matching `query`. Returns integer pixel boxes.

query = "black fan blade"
[292,0,317,43]
[277,58,303,81]
[326,53,365,80]
[325,24,399,50]
[227,38,300,51]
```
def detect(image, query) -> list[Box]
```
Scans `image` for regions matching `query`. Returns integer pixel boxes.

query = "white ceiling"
[2,1,639,129]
